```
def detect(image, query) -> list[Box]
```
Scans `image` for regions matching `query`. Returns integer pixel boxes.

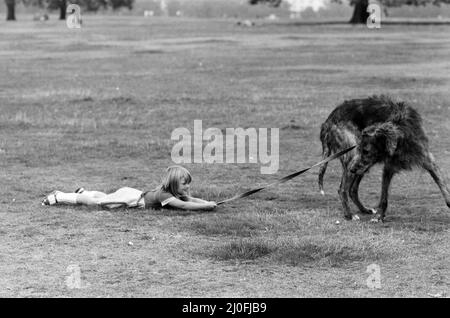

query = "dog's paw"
[320,190,325,196]
[361,207,377,215]
[370,215,384,223]
[352,215,360,221]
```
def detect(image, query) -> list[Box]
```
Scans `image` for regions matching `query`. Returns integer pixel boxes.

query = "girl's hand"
[206,201,217,209]
[167,197,217,211]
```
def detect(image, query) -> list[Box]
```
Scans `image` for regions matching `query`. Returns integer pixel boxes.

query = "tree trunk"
[6,0,16,21]
[59,0,67,20]
[349,0,369,24]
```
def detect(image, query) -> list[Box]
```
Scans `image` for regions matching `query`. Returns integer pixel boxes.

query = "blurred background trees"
[5,0,17,20]
[4,0,134,20]
[249,0,450,23]
[4,0,450,21]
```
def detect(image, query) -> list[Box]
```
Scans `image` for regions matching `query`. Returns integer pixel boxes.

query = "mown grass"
[0,16,449,297]
[188,207,403,267]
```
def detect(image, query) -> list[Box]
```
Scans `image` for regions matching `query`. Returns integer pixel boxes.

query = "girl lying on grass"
[42,165,217,211]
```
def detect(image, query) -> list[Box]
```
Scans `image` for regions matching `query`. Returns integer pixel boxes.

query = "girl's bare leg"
[52,190,107,205]
[48,187,141,208]
[75,191,107,205]
[96,187,142,208]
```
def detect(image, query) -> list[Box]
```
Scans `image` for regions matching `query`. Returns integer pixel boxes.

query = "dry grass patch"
[204,234,394,267]
[209,239,275,261]
[274,239,387,267]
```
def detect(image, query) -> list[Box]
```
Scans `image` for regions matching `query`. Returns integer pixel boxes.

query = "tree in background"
[5,0,16,20]
[347,0,370,23]
[47,0,108,20]
[248,0,450,23]
[249,0,282,6]
[109,0,133,10]
[48,0,133,19]
[346,0,450,23]
[5,0,134,21]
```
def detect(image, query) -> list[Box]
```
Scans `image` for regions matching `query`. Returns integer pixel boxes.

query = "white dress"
[97,187,145,208]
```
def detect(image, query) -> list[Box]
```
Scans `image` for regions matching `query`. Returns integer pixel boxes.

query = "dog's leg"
[422,152,450,209]
[350,174,376,215]
[372,166,395,223]
[338,168,358,220]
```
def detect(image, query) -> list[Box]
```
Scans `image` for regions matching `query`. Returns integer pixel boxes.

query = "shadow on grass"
[209,239,275,261]
[204,238,387,267]
[186,214,267,237]
[275,242,380,267]
[133,50,166,55]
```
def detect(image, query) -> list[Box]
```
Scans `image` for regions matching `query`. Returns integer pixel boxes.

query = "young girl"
[42,166,217,211]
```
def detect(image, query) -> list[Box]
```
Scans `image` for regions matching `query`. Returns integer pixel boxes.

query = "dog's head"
[350,122,401,174]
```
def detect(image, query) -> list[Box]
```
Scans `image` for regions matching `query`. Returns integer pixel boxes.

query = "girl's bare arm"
[167,197,217,211]
[186,196,210,204]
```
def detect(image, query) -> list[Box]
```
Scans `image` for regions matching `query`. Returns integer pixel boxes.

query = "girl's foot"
[42,191,61,206]
[74,187,84,194]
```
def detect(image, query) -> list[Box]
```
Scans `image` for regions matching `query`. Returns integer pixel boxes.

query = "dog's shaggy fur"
[319,95,450,221]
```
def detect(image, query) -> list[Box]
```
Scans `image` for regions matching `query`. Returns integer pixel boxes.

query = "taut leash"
[217,145,356,205]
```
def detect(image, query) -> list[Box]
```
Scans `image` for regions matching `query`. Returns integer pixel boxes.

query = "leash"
[216,145,355,205]
[98,145,355,208]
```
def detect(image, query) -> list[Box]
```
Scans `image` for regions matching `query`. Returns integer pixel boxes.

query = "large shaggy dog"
[318,95,450,221]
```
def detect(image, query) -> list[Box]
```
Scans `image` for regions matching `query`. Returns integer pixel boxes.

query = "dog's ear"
[375,123,400,156]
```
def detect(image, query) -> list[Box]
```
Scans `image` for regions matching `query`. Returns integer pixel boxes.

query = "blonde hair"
[158,165,192,197]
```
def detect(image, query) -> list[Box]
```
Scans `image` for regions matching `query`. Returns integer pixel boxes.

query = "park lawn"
[0,16,449,297]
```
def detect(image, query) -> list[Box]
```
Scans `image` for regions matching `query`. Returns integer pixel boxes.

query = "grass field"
[0,16,449,297]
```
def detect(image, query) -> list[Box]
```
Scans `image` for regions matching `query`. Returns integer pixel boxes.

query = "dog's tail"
[318,143,330,196]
